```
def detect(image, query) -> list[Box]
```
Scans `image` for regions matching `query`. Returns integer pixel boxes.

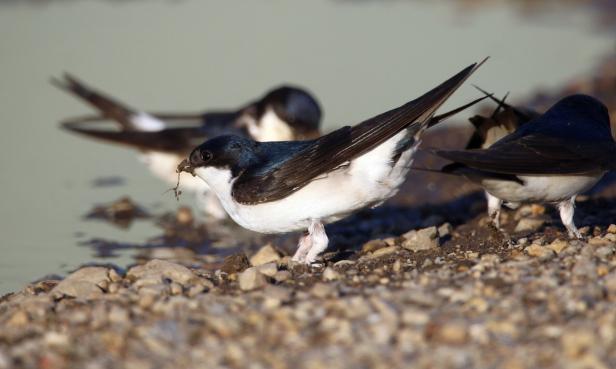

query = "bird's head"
[552,94,611,130]
[236,85,322,142]
[182,135,258,184]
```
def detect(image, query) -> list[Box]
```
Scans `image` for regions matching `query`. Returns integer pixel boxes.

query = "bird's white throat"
[244,108,295,142]
[194,166,234,195]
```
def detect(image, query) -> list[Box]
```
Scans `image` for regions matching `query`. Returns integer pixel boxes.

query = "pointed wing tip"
[465,57,489,78]
[61,72,80,85]
[59,119,84,133]
[476,56,490,68]
[472,84,492,96]
[51,72,83,92]
[50,75,68,90]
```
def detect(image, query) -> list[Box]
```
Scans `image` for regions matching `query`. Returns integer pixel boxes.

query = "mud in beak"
[176,158,195,176]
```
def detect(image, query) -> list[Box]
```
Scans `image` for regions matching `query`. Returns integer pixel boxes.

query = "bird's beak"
[176,158,195,176]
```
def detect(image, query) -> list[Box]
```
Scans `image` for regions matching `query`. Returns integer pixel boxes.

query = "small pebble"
[514,218,545,233]
[273,270,292,282]
[322,267,340,281]
[249,245,281,266]
[257,262,278,277]
[401,226,439,251]
[238,267,267,291]
[525,244,555,259]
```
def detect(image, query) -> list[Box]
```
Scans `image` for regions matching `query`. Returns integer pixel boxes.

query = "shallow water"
[0,0,613,294]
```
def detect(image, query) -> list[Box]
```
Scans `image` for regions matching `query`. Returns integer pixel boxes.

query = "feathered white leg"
[486,192,503,229]
[292,232,312,263]
[292,219,329,264]
[305,220,329,264]
[558,196,582,239]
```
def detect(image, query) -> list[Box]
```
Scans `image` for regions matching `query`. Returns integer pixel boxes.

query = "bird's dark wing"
[232,60,484,204]
[60,120,208,154]
[52,73,138,130]
[54,72,245,152]
[53,73,242,132]
[411,163,524,184]
[426,94,492,129]
[436,133,615,175]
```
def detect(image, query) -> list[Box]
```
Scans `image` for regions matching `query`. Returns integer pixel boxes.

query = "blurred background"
[0,0,615,294]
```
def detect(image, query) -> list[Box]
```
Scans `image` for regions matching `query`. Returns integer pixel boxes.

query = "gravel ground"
[1,210,616,369]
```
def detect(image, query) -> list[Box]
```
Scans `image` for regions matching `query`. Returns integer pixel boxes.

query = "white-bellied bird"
[52,75,322,218]
[431,94,614,238]
[180,60,485,263]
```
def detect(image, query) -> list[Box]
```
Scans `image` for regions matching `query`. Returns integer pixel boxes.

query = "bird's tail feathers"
[427,93,492,129]
[52,73,165,131]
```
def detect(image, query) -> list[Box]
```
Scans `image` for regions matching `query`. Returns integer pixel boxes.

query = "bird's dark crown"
[548,94,610,127]
[255,85,322,136]
[189,135,258,176]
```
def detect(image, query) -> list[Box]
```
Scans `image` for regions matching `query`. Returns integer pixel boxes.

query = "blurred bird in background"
[53,75,322,218]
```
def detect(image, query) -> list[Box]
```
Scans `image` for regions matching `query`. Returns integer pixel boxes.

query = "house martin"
[464,86,539,150]
[179,60,485,263]
[52,74,322,218]
[431,94,615,238]
[415,88,539,225]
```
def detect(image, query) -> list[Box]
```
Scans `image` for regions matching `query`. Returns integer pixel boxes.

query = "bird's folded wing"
[435,134,613,175]
[54,74,241,132]
[232,60,484,205]
[61,123,206,154]
[60,110,243,152]
[52,74,138,130]
[411,163,524,184]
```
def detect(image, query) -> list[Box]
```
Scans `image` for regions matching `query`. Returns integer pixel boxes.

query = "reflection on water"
[0,0,614,294]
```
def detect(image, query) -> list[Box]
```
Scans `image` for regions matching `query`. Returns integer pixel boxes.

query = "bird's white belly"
[198,131,416,233]
[481,173,604,204]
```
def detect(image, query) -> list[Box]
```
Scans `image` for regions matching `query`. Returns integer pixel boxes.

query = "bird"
[414,88,540,225]
[463,86,538,150]
[429,94,615,238]
[52,74,322,218]
[179,60,485,264]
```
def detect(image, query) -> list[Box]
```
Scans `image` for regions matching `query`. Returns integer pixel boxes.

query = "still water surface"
[0,0,613,294]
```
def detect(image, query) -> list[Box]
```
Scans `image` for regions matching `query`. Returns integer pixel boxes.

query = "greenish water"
[0,0,613,294]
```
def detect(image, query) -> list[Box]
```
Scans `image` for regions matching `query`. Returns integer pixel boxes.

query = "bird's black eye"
[200,150,212,162]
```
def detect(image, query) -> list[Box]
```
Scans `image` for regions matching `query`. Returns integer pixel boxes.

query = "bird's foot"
[292,231,312,263]
[559,197,583,241]
[292,220,329,265]
[488,222,513,246]
[567,227,583,240]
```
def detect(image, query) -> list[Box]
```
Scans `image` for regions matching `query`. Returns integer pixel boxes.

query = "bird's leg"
[486,192,503,229]
[486,192,513,245]
[292,231,312,263]
[558,196,582,239]
[305,220,329,265]
[292,219,329,264]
